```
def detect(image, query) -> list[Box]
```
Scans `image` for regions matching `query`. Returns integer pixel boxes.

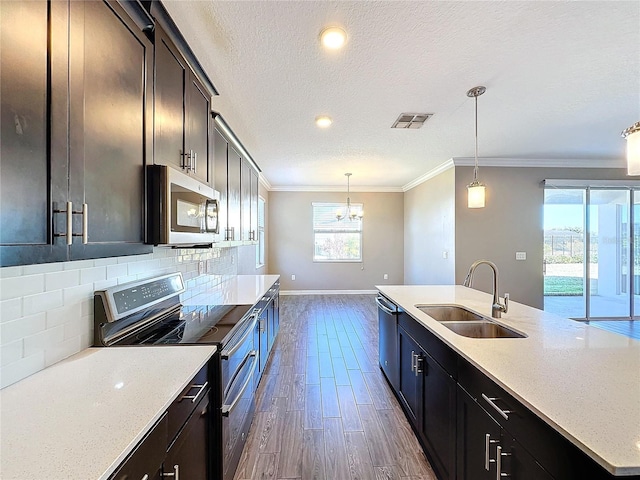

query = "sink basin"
[416,305,487,322]
[415,304,526,338]
[441,321,526,338]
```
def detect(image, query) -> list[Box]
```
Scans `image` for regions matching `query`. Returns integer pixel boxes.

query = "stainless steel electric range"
[94,272,259,480]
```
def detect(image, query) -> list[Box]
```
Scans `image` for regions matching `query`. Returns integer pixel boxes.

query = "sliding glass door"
[544,185,637,320]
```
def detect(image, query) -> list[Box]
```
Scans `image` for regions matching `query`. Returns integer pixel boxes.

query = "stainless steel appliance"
[94,273,257,480]
[376,293,401,390]
[147,165,220,246]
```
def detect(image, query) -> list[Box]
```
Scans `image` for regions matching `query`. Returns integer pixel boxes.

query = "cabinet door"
[186,76,210,184]
[154,28,187,172]
[213,128,229,236]
[227,148,242,241]
[0,0,68,266]
[422,353,456,480]
[504,436,555,480]
[397,325,424,426]
[164,393,210,480]
[456,387,501,480]
[250,169,259,242]
[68,0,152,259]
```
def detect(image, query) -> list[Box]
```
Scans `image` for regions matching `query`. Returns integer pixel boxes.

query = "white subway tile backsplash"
[45,336,81,367]
[79,266,107,284]
[0,352,45,389]
[23,290,64,316]
[23,263,63,275]
[45,270,80,291]
[0,245,238,388]
[0,266,23,279]
[1,339,23,365]
[0,275,45,301]
[106,264,128,279]
[0,298,22,324]
[46,304,82,329]
[1,313,46,344]
[24,326,65,357]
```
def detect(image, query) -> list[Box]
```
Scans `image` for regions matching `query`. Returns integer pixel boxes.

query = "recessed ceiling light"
[320,26,347,49]
[315,115,333,128]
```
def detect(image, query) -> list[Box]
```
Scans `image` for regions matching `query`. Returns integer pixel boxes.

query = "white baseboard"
[280,289,378,296]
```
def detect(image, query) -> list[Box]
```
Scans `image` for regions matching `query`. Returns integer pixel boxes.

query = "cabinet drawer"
[110,412,168,480]
[399,312,457,377]
[167,363,209,444]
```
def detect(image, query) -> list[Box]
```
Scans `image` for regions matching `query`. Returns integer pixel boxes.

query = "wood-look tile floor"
[234,294,437,480]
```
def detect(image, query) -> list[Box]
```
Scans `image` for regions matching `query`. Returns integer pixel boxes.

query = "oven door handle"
[220,311,259,359]
[221,351,258,417]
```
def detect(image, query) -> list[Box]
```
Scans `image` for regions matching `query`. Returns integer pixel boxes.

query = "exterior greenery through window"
[256,196,265,267]
[312,202,363,262]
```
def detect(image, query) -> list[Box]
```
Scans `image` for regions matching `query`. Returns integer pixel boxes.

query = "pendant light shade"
[466,86,486,209]
[622,122,640,175]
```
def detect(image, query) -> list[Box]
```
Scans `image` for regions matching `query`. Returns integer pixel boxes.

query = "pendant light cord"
[473,94,479,182]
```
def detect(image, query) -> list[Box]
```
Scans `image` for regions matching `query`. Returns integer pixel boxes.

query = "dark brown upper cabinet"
[154,26,212,185]
[0,0,153,267]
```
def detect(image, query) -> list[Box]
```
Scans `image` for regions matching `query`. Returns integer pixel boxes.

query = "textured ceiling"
[163,1,640,190]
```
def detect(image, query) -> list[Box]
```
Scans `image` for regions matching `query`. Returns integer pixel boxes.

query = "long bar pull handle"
[482,393,513,421]
[66,201,73,245]
[162,464,179,480]
[141,475,149,480]
[485,434,491,470]
[82,203,88,244]
[410,350,416,373]
[496,446,502,480]
[179,381,208,403]
[192,151,197,173]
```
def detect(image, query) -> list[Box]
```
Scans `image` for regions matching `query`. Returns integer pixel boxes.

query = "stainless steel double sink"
[415,305,526,338]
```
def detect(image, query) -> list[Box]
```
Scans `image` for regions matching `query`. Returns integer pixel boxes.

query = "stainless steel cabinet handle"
[416,355,424,375]
[259,318,266,334]
[192,151,197,173]
[179,381,208,403]
[482,393,513,421]
[410,350,416,373]
[162,464,179,480]
[81,203,88,244]
[180,150,188,170]
[141,475,149,480]
[65,201,73,245]
[485,433,499,470]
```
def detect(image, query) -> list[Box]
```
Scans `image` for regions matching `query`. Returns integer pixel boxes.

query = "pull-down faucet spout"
[463,260,509,318]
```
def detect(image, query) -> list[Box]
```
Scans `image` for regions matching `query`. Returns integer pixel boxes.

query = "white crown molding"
[268,185,403,193]
[258,172,272,191]
[280,289,378,295]
[451,157,626,168]
[402,159,455,192]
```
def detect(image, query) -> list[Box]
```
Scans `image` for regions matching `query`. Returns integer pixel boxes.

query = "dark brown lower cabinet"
[164,393,210,480]
[397,324,456,480]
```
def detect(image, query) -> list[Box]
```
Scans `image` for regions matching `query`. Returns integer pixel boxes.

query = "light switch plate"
[516,252,526,261]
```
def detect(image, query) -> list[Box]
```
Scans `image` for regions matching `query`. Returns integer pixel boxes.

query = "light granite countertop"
[184,274,280,306]
[0,345,216,480]
[376,285,640,476]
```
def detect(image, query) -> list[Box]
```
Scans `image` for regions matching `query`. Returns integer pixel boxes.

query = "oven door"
[221,350,257,480]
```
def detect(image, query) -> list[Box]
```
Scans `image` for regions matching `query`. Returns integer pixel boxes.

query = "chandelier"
[336,173,363,221]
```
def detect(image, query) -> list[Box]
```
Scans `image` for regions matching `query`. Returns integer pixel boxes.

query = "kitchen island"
[377,285,640,478]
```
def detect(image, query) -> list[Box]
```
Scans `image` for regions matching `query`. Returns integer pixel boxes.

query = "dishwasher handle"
[375,295,400,315]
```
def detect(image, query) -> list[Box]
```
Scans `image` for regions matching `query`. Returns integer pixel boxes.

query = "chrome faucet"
[463,260,509,318]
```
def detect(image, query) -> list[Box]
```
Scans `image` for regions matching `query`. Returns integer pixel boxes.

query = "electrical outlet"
[231,255,235,264]
[198,261,205,275]
[442,251,448,259]
[291,274,296,280]
[383,274,389,280]
[516,252,527,261]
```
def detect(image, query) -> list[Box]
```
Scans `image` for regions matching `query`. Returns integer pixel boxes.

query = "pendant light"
[336,173,363,221]
[622,121,640,175]
[466,86,486,208]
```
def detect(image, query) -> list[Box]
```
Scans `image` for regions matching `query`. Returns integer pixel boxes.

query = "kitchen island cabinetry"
[0,0,153,267]
[377,285,640,480]
[154,25,212,185]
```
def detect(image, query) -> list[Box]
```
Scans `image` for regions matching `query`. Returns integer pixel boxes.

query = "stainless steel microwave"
[147,165,220,246]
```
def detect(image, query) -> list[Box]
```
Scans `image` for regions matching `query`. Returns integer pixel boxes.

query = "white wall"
[404,168,456,285]
[268,191,404,291]
[0,247,238,388]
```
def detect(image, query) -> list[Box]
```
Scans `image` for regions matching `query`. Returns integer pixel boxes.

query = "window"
[313,202,363,262]
[256,196,265,267]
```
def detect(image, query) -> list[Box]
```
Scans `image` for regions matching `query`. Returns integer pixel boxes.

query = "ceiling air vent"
[391,113,433,129]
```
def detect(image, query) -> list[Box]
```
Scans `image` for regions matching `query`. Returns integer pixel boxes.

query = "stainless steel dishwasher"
[376,293,401,390]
